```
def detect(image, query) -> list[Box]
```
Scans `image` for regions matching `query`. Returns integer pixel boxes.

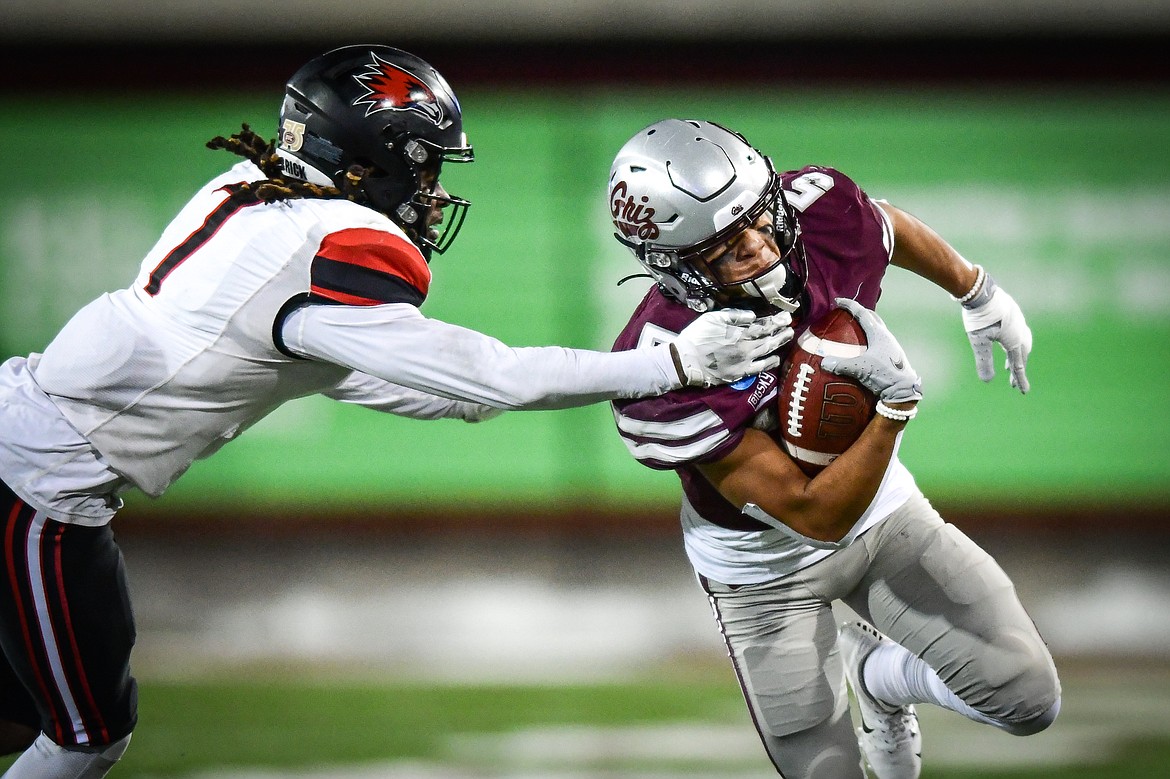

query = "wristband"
[954,265,986,306]
[875,400,917,422]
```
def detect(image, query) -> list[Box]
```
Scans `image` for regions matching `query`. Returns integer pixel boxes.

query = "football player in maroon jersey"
[0,52,792,778]
[609,119,1057,779]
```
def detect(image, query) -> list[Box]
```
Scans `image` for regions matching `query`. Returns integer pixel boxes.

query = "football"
[775,307,876,476]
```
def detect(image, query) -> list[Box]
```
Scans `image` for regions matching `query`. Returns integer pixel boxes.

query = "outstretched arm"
[323,370,502,422]
[878,201,1033,393]
[282,302,791,410]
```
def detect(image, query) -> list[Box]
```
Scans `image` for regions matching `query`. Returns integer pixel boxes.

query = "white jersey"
[0,160,680,524]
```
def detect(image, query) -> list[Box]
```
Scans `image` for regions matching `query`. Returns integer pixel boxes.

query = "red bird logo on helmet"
[351,53,444,125]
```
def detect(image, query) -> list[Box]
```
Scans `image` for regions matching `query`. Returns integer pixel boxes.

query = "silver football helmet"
[608,119,803,313]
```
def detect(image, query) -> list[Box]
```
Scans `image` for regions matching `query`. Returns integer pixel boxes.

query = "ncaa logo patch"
[730,375,758,391]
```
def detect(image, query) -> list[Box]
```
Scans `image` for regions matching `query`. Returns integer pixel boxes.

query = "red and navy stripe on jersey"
[309,227,431,307]
[0,481,137,746]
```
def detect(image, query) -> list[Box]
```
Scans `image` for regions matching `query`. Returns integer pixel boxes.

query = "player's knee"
[1000,695,1061,736]
[745,644,841,738]
[978,636,1061,736]
[753,691,859,778]
[760,694,839,738]
[1008,649,1060,724]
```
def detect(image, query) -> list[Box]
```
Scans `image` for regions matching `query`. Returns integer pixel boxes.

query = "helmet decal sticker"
[279,119,306,152]
[352,53,444,125]
[610,180,660,241]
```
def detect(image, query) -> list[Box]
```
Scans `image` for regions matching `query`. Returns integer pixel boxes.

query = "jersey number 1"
[144,191,261,296]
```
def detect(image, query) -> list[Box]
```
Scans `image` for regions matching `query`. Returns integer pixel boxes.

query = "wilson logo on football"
[352,54,444,124]
[609,180,660,240]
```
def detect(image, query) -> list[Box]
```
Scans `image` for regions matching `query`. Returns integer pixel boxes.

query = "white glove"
[670,309,793,387]
[960,271,1032,394]
[820,298,923,403]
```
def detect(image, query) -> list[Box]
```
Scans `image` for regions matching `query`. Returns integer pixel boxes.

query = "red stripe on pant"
[3,503,108,745]
[49,522,111,743]
[4,500,65,743]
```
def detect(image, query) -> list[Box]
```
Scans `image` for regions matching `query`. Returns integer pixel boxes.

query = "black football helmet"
[276,45,474,256]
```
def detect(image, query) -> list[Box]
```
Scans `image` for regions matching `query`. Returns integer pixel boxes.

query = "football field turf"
[5,660,1166,778]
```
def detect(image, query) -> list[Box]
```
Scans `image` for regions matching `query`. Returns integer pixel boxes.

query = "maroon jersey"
[611,166,893,530]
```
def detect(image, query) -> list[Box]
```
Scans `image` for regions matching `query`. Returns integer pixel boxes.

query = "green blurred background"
[3,6,1170,777]
[3,87,1168,517]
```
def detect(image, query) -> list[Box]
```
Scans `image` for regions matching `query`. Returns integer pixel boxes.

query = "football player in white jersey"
[608,120,1060,778]
[0,48,792,778]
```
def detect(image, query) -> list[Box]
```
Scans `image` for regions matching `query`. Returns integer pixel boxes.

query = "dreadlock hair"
[206,124,371,205]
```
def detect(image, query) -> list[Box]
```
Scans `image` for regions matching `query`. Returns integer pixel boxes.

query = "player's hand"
[820,298,923,403]
[960,272,1032,394]
[671,309,793,387]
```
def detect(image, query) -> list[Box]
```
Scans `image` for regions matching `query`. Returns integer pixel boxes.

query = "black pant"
[0,480,137,746]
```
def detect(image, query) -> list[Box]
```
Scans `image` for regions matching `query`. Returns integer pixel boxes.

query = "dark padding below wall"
[3,35,1169,92]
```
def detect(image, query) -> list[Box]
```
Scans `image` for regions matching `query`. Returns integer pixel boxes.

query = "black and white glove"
[820,298,923,413]
[670,310,794,388]
[958,266,1032,394]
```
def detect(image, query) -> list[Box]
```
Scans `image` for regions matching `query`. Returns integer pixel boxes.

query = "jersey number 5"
[784,171,834,212]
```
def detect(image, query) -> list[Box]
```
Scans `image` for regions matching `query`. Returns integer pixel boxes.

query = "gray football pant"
[699,492,1060,778]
